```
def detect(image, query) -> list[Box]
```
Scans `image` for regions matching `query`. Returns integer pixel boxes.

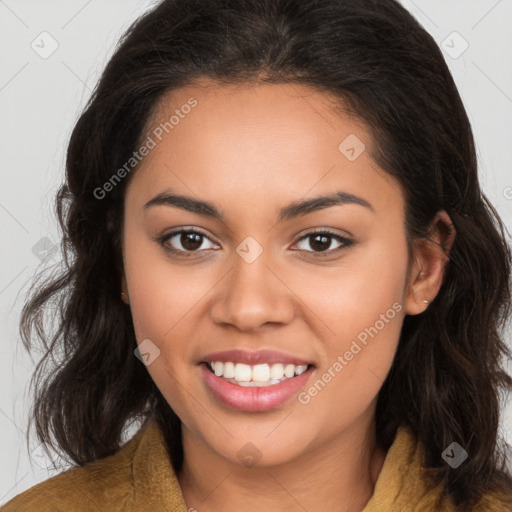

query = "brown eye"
[179,231,203,251]
[294,230,354,255]
[159,228,218,255]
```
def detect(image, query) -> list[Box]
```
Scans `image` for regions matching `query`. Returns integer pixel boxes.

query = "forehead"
[128,81,404,219]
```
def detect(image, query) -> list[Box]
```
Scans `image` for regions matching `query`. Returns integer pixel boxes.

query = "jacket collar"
[132,417,508,511]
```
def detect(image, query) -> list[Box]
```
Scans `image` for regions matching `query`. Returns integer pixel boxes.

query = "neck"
[177,409,386,512]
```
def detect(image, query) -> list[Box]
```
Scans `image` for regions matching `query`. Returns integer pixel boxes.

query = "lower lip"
[200,363,314,412]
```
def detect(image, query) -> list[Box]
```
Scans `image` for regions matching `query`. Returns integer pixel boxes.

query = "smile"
[206,361,309,387]
[200,362,315,412]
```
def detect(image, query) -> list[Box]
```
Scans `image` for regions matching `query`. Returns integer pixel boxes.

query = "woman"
[3,0,511,510]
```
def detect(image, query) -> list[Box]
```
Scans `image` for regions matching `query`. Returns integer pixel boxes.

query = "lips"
[199,349,316,412]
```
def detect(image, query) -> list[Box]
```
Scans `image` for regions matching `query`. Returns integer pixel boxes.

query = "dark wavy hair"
[20,0,512,509]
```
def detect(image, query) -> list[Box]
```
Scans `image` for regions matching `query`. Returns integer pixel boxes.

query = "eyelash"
[155,227,354,258]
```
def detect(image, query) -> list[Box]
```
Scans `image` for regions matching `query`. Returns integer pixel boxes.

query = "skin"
[121,80,455,512]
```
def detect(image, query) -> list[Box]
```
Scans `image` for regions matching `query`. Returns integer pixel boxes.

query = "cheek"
[124,230,204,341]
[123,230,219,405]
[295,296,404,442]
[298,336,398,440]
[295,235,408,428]
[290,227,408,347]
[122,235,203,420]
[293,322,402,454]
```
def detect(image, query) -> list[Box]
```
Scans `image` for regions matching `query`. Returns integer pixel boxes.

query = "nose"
[210,250,295,332]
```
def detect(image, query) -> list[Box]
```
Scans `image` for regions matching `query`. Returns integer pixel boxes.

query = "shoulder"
[365,426,512,512]
[1,422,149,512]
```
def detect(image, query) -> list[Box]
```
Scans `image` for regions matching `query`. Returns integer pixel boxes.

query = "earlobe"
[404,210,455,316]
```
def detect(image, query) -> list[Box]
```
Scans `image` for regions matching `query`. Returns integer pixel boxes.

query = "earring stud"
[423,299,430,304]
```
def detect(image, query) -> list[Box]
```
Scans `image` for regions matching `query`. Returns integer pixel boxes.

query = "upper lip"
[202,349,313,367]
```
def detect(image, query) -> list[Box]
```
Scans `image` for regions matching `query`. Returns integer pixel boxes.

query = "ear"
[404,210,456,315]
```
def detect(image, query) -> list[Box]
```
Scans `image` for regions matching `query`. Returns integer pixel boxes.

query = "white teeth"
[223,361,235,379]
[284,364,295,378]
[295,365,307,376]
[213,361,223,376]
[234,363,252,382]
[270,363,284,380]
[252,364,270,381]
[207,361,310,386]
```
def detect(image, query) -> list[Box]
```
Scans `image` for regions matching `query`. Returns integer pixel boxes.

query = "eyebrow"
[143,188,374,222]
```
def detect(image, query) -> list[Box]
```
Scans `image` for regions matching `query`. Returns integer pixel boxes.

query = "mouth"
[203,360,313,387]
[199,352,316,412]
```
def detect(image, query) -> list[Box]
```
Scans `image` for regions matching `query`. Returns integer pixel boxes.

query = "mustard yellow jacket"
[2,419,510,511]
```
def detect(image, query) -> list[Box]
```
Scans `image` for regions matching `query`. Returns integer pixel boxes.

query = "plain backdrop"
[1,0,511,502]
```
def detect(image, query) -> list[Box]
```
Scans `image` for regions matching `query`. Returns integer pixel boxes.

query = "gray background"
[1,0,511,501]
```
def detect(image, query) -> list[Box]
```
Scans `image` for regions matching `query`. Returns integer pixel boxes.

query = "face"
[122,81,414,467]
